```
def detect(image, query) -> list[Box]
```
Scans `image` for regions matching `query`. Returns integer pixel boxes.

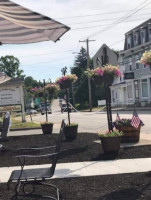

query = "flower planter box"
[92,76,103,85]
[116,126,141,143]
[41,123,53,135]
[59,80,72,90]
[99,136,121,154]
[64,125,78,141]
[103,74,114,85]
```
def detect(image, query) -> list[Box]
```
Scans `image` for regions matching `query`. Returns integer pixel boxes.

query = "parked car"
[61,104,72,113]
[26,109,37,114]
[41,107,52,115]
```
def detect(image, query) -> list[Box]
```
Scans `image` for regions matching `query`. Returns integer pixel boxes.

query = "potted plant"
[87,67,104,85]
[103,64,121,85]
[98,130,123,154]
[139,50,151,70]
[64,123,78,141]
[56,74,77,90]
[41,122,53,135]
[113,118,144,143]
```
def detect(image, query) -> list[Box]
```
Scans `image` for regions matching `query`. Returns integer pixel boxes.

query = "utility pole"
[79,38,95,112]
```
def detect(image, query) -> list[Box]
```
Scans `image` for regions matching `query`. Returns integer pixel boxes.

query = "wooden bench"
[0,112,10,142]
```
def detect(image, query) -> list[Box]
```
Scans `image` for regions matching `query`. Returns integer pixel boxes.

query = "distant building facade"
[111,18,151,107]
[93,44,118,69]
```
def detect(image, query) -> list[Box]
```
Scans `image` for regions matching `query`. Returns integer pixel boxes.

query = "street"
[27,99,151,134]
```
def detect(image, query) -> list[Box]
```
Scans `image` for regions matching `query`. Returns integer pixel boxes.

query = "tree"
[0,55,24,78]
[24,76,38,87]
[74,47,87,70]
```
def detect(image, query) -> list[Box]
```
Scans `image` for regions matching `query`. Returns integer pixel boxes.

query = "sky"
[0,0,151,82]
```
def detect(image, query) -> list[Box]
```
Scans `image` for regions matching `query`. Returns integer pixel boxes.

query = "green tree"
[24,76,38,87]
[74,47,87,70]
[0,55,24,78]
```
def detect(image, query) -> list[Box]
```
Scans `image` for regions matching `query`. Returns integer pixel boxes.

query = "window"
[141,79,148,97]
[149,28,151,41]
[127,36,131,49]
[127,85,133,99]
[133,33,138,46]
[129,65,132,71]
[140,30,146,44]
[136,63,139,70]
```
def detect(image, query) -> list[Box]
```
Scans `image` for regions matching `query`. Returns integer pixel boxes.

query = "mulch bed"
[1,172,151,199]
[1,133,151,199]
[0,132,151,167]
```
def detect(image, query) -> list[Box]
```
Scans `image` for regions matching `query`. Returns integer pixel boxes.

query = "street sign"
[124,72,134,80]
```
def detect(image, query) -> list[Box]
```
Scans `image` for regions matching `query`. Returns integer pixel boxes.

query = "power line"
[55,7,151,20]
[69,12,151,26]
[88,0,151,38]
[71,17,151,30]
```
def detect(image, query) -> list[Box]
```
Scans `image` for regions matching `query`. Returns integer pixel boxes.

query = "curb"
[10,127,41,131]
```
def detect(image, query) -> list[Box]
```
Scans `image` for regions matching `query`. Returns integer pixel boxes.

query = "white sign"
[0,86,21,106]
[0,105,21,112]
[98,100,106,106]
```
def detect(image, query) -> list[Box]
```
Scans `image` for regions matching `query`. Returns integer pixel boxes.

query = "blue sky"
[0,0,151,82]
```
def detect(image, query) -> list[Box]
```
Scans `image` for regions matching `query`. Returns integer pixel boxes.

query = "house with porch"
[111,18,151,107]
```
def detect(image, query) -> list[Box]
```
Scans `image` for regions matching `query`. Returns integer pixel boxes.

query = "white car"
[27,109,37,114]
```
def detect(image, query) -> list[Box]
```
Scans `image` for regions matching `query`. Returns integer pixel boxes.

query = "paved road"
[24,99,151,134]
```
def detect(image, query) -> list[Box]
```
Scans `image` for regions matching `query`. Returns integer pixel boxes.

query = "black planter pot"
[103,74,114,86]
[41,123,53,135]
[64,125,78,141]
[92,76,104,86]
[59,80,71,90]
[99,136,121,154]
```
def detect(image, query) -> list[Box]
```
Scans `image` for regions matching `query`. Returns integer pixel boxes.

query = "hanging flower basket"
[86,67,104,86]
[38,92,43,97]
[139,50,151,70]
[56,74,78,90]
[103,64,121,86]
[103,74,114,85]
[45,84,58,95]
[59,79,72,89]
[92,75,104,85]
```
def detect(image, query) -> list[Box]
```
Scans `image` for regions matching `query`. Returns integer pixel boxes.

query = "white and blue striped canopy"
[0,0,70,44]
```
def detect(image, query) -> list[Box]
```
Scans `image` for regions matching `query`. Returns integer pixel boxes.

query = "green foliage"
[65,123,78,127]
[40,122,53,125]
[0,55,24,78]
[11,119,41,129]
[74,47,87,70]
[98,130,123,137]
[71,66,83,78]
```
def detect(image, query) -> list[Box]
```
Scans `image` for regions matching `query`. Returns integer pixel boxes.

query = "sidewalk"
[1,129,151,184]
[1,158,151,183]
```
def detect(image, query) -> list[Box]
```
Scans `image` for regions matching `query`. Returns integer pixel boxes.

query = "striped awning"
[0,0,70,44]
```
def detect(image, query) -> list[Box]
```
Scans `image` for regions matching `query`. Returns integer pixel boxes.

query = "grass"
[11,118,41,129]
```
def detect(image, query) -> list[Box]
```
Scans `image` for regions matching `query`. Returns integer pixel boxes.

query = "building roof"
[0,77,24,86]
[126,18,151,35]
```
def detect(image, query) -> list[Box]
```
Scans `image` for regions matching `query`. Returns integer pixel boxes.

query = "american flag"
[116,113,121,121]
[131,111,141,128]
